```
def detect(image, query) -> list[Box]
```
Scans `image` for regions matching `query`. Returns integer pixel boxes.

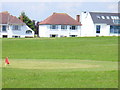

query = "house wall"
[39,25,81,37]
[81,12,96,37]
[81,12,119,37]
[95,24,110,36]
[0,24,34,38]
[95,24,119,36]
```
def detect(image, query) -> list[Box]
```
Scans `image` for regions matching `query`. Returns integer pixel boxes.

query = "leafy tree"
[18,12,36,31]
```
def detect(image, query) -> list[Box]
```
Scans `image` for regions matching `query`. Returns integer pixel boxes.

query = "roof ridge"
[90,12,119,14]
[53,13,67,14]
[0,11,25,25]
[1,11,9,13]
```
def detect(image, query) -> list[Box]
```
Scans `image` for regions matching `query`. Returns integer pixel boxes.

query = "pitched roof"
[0,11,25,25]
[39,13,81,25]
[89,12,120,25]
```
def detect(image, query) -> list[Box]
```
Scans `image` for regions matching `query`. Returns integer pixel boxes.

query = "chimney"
[53,12,56,14]
[20,15,23,21]
[76,15,80,22]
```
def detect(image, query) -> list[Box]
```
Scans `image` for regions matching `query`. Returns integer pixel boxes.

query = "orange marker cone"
[5,57,10,66]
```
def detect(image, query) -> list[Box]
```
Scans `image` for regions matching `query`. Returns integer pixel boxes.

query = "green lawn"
[1,37,118,88]
[2,37,118,61]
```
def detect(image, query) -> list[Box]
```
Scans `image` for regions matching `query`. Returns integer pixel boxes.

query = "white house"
[0,11,34,38]
[39,13,81,37]
[80,11,120,37]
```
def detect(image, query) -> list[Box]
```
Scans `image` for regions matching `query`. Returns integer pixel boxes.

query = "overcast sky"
[0,0,119,22]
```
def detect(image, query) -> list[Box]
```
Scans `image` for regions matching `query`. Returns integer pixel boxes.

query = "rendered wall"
[39,25,81,37]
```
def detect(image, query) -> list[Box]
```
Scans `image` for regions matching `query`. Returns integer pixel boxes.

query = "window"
[12,36,20,38]
[26,30,32,34]
[111,16,119,20]
[106,16,110,19]
[69,35,77,37]
[60,35,67,37]
[50,25,58,29]
[61,25,67,30]
[12,25,21,30]
[2,25,7,31]
[115,16,119,19]
[50,34,58,37]
[101,16,105,19]
[110,25,120,34]
[96,25,101,33]
[2,35,7,38]
[70,25,77,30]
[111,16,114,19]
[97,16,100,19]
[113,19,120,24]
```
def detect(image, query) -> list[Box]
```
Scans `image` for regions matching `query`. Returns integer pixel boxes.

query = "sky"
[0,0,119,22]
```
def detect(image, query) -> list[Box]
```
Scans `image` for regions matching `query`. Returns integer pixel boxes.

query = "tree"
[18,12,36,31]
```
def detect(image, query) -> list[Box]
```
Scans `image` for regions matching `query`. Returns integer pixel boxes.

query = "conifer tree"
[18,12,36,31]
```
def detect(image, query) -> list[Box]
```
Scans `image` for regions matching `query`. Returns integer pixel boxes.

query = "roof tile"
[90,12,120,25]
[39,13,81,25]
[0,11,25,25]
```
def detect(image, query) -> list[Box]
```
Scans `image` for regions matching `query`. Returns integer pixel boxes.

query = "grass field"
[1,37,118,88]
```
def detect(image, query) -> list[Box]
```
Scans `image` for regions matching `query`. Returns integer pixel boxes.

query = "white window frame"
[50,25,58,30]
[12,25,21,30]
[70,25,78,30]
[61,25,67,30]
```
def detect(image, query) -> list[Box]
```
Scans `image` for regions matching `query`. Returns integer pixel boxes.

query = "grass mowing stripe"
[2,68,118,88]
[2,37,118,61]
[2,59,118,71]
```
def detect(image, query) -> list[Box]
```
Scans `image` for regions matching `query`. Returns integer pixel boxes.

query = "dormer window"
[114,16,119,19]
[111,16,119,19]
[101,16,105,19]
[97,16,100,19]
[111,16,114,19]
[106,16,110,19]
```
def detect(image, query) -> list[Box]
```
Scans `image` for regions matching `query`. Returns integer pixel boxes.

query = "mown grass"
[2,37,118,61]
[1,37,118,88]
[2,59,118,71]
[3,68,118,88]
[2,59,118,88]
